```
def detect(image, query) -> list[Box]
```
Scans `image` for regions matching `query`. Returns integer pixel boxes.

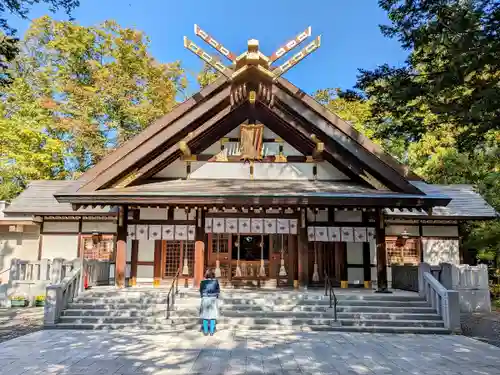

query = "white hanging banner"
[354,227,367,243]
[162,225,174,240]
[289,219,298,234]
[264,218,277,234]
[366,227,376,241]
[239,218,251,233]
[127,225,136,240]
[148,225,162,240]
[175,225,188,240]
[307,227,315,242]
[341,227,354,242]
[225,218,238,233]
[277,219,290,234]
[328,227,340,242]
[315,226,328,242]
[251,218,263,234]
[205,217,213,233]
[136,224,148,240]
[187,225,196,240]
[212,218,225,233]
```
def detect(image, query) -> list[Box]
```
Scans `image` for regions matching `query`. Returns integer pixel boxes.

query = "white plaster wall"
[140,208,167,220]
[422,238,460,265]
[348,268,364,285]
[41,234,78,260]
[43,221,78,233]
[81,221,117,233]
[173,208,196,220]
[253,163,312,180]
[334,211,362,222]
[138,240,155,262]
[422,225,459,237]
[347,242,364,285]
[347,243,363,264]
[154,159,186,178]
[190,162,250,179]
[137,265,154,281]
[0,226,40,282]
[385,225,419,236]
[126,240,132,262]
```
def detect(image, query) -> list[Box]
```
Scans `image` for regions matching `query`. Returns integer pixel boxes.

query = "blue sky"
[6,0,408,95]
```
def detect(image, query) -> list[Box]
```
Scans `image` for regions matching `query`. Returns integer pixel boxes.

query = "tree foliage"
[357,0,500,151]
[0,0,80,86]
[0,16,186,200]
[345,0,500,261]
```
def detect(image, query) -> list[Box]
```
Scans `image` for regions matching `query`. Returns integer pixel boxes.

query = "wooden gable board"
[272,84,422,194]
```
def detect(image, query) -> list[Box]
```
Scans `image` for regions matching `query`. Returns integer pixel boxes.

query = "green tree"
[350,0,500,262]
[0,16,187,199]
[0,0,80,86]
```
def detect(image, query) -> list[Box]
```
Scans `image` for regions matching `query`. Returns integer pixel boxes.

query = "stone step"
[58,315,444,328]
[61,309,441,321]
[66,302,436,314]
[49,322,450,334]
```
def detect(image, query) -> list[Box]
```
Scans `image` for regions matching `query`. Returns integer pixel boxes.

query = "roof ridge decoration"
[184,25,321,105]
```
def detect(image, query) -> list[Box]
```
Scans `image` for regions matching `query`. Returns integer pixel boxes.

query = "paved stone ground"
[1,330,500,375]
[0,308,43,344]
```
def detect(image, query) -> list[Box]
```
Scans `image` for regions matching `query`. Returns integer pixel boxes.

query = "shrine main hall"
[2,26,496,291]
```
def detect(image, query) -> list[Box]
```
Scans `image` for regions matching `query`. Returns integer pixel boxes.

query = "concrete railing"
[43,259,109,325]
[419,263,460,332]
[439,263,491,313]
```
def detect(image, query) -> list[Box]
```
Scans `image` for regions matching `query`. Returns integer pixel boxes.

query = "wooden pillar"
[298,208,309,288]
[130,209,139,286]
[194,208,205,287]
[363,242,371,289]
[115,205,128,288]
[153,240,162,287]
[288,234,297,287]
[375,208,391,293]
[337,242,348,288]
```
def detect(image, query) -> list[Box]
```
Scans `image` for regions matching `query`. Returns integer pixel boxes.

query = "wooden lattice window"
[386,237,420,265]
[212,234,229,253]
[165,240,181,277]
[81,236,114,261]
[165,240,195,277]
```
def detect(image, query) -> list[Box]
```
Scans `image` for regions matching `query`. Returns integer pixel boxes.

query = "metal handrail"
[165,267,181,320]
[324,271,338,322]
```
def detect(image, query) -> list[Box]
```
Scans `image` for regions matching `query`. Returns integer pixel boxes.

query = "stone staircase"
[51,287,450,334]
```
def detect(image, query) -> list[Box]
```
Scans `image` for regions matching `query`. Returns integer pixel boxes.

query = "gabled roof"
[4,181,115,215]
[385,182,498,220]
[61,75,425,198]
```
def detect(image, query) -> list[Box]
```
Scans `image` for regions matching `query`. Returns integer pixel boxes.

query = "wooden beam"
[82,85,232,192]
[273,85,424,194]
[256,103,372,186]
[275,78,421,181]
[131,103,249,185]
[77,77,229,187]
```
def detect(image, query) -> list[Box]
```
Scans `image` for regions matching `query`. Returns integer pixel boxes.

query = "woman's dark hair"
[205,269,216,279]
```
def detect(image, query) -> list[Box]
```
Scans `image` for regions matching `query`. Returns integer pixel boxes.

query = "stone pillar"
[115,205,128,288]
[194,208,205,288]
[375,208,391,293]
[363,242,371,289]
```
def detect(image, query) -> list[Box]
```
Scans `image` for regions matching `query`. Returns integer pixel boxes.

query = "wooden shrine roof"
[54,179,450,208]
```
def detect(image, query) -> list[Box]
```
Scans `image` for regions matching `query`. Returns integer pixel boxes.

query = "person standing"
[199,269,220,336]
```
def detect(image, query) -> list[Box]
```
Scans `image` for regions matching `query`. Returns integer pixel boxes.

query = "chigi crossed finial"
[183,24,321,81]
